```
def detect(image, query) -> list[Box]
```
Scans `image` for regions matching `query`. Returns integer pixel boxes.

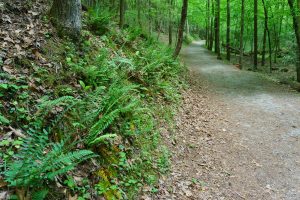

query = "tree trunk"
[226,0,231,61]
[186,18,190,36]
[168,0,173,46]
[173,0,189,58]
[254,0,258,70]
[262,0,272,72]
[262,26,267,66]
[215,0,221,59]
[119,0,125,29]
[50,0,81,40]
[148,0,152,35]
[239,0,245,68]
[206,0,210,47]
[137,0,141,28]
[288,0,300,82]
[209,0,214,51]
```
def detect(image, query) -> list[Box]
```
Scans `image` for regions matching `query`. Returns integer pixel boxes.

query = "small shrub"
[87,8,111,36]
[183,34,194,45]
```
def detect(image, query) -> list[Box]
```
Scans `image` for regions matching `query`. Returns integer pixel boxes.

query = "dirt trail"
[153,41,300,200]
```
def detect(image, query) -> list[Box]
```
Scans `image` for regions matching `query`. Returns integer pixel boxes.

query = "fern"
[4,129,96,188]
[0,114,10,125]
[87,109,120,144]
[32,189,49,200]
[36,96,76,117]
[89,134,117,145]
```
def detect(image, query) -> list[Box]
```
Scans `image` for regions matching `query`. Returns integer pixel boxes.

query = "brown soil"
[148,41,300,200]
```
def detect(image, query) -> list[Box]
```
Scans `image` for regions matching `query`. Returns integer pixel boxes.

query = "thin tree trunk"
[226,0,231,61]
[288,0,300,82]
[209,0,214,51]
[206,0,210,47]
[186,18,190,36]
[262,0,272,72]
[137,0,141,28]
[119,0,125,29]
[254,0,258,70]
[262,26,267,66]
[50,0,82,40]
[239,0,245,68]
[215,0,221,59]
[173,0,189,58]
[168,0,174,45]
[148,0,152,35]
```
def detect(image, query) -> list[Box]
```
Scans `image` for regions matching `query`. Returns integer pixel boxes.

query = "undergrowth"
[0,7,186,199]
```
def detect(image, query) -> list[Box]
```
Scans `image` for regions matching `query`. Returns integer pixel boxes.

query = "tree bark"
[186,18,190,36]
[288,0,300,82]
[239,0,245,68]
[215,0,221,59]
[262,26,267,66]
[50,0,82,40]
[226,0,231,61]
[254,0,258,70]
[209,0,214,51]
[148,0,152,35]
[206,0,210,47]
[168,0,174,46]
[119,0,125,29]
[262,0,272,72]
[137,0,141,28]
[173,0,189,58]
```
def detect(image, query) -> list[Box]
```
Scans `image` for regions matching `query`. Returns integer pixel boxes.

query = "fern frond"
[39,96,75,109]
[52,150,96,166]
[32,188,49,200]
[87,109,120,144]
[0,114,10,124]
[89,133,117,145]
[4,131,95,187]
[36,96,76,116]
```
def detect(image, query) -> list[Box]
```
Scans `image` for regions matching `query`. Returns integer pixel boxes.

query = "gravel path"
[151,41,300,200]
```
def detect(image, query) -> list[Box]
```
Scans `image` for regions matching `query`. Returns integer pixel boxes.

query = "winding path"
[155,41,300,200]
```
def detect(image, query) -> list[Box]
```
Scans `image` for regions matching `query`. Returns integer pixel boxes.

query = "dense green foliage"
[0,4,185,199]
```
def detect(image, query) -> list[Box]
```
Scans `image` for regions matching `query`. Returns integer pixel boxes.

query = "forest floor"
[148,41,300,200]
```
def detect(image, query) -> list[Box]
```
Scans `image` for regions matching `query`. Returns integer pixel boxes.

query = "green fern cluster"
[119,35,185,102]
[4,130,95,187]
[2,22,184,199]
[2,96,96,198]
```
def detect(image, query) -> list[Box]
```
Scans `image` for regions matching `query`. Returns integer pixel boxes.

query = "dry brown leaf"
[15,44,22,52]
[28,29,35,35]
[0,178,7,188]
[2,15,12,23]
[2,65,14,74]
[9,126,27,138]
[4,36,14,43]
[1,41,8,48]
[23,37,32,44]
[68,194,78,200]
[29,11,39,16]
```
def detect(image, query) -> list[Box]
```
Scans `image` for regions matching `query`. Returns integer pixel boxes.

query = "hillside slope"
[0,1,185,199]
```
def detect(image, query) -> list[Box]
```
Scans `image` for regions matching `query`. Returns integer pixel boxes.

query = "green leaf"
[66,57,72,63]
[0,84,8,89]
[0,115,10,125]
[32,188,49,200]
[79,80,86,89]
[89,133,117,145]
[0,140,10,146]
